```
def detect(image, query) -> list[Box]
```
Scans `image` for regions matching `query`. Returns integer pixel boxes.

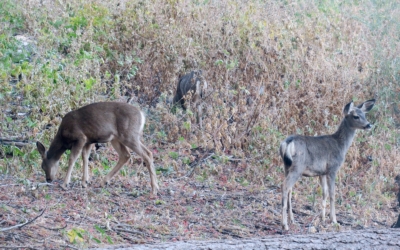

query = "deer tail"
[139,111,146,134]
[280,138,295,166]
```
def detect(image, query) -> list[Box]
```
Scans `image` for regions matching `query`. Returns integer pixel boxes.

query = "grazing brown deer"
[279,99,375,230]
[36,102,159,195]
[173,70,208,128]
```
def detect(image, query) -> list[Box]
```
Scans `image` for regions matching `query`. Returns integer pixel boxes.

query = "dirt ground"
[0,162,397,249]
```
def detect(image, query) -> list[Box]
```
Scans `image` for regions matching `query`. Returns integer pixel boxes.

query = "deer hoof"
[101,180,109,188]
[332,222,341,230]
[331,220,339,226]
[82,181,90,188]
[151,183,159,196]
[60,183,69,190]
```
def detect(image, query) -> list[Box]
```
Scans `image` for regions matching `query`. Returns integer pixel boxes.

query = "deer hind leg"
[288,186,294,224]
[101,139,130,187]
[282,169,301,230]
[138,141,158,195]
[81,143,93,188]
[123,135,158,195]
[62,140,85,190]
[319,175,328,223]
[327,173,337,224]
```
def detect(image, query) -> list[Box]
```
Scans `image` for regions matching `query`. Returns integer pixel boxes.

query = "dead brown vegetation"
[0,0,399,248]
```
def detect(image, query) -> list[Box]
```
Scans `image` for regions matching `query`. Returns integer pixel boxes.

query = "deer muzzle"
[363,123,372,130]
[44,167,57,183]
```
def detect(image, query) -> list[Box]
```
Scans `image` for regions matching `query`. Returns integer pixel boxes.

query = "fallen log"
[0,137,31,147]
[95,228,400,250]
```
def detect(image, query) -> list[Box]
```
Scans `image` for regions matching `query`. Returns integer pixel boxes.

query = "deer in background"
[36,102,159,195]
[172,70,208,128]
[279,99,375,230]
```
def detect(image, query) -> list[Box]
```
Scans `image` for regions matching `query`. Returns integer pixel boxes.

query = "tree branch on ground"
[0,208,46,232]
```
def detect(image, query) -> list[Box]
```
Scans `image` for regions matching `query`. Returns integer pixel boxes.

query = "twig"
[0,138,32,147]
[112,222,161,239]
[0,246,41,250]
[233,101,264,144]
[0,208,46,232]
[372,219,388,226]
[113,227,146,236]
[226,156,246,162]
[60,245,79,250]
[0,141,31,147]
[115,227,161,240]
[39,224,67,231]
[37,183,54,187]
[116,231,139,243]
[0,218,28,232]
[187,153,215,178]
[0,184,20,187]
[211,122,224,149]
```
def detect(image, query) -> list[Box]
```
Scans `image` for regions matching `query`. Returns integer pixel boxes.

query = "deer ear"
[343,101,354,115]
[357,99,375,113]
[36,141,47,159]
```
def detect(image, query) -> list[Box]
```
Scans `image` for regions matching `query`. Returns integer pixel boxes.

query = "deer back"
[173,70,206,108]
[282,135,346,176]
[54,102,143,147]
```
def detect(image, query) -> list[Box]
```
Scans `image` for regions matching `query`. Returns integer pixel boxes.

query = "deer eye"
[353,116,360,120]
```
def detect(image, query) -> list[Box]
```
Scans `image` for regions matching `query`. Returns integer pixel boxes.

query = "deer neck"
[47,135,66,161]
[333,118,356,153]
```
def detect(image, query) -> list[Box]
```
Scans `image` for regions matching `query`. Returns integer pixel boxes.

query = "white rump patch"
[139,111,146,134]
[287,142,295,159]
[281,141,295,161]
[280,141,287,156]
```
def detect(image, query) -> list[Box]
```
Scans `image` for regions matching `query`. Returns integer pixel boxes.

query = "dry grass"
[0,0,399,248]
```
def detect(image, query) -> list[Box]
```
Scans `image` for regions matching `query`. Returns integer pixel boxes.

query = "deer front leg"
[81,144,93,188]
[61,142,84,190]
[327,174,337,224]
[319,175,328,223]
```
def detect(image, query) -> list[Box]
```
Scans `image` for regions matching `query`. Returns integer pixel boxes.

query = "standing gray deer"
[279,99,375,230]
[173,70,208,128]
[36,102,159,195]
